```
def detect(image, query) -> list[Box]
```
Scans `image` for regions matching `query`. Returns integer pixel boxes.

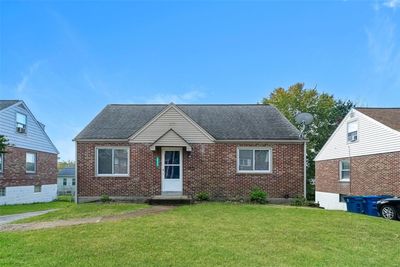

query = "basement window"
[34,185,41,193]
[96,147,129,176]
[339,194,349,203]
[0,187,5,197]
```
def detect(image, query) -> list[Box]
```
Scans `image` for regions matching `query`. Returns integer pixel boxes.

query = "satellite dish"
[295,112,313,138]
[295,112,313,125]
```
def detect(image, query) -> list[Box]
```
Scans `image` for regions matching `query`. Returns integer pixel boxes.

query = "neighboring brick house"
[315,108,400,210]
[0,100,58,205]
[75,103,306,203]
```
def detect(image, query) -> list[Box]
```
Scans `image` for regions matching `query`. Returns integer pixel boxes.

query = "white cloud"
[383,0,400,9]
[146,90,205,104]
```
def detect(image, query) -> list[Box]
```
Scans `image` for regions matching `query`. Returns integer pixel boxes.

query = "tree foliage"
[0,135,9,153]
[262,83,354,199]
[58,160,75,170]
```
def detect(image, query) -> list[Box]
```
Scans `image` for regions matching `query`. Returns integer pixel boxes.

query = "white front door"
[161,148,183,194]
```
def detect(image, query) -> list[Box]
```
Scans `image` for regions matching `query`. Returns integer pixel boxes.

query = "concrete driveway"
[0,210,57,225]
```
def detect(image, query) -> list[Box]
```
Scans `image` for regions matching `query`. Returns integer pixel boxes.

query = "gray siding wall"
[153,130,190,147]
[0,103,58,154]
[131,107,214,143]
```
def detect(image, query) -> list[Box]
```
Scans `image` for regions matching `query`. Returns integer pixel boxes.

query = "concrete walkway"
[0,205,175,232]
[0,209,57,225]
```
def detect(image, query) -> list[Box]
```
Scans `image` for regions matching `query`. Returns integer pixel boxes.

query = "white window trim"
[0,153,3,173]
[95,147,130,177]
[236,147,272,174]
[339,160,350,182]
[34,185,41,193]
[26,152,37,174]
[16,112,28,134]
[346,120,359,144]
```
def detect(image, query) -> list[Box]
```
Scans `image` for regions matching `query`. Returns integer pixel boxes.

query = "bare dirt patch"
[0,205,175,232]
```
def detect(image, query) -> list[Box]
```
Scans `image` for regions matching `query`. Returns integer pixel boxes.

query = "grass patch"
[1,203,399,266]
[15,202,148,223]
[0,200,71,216]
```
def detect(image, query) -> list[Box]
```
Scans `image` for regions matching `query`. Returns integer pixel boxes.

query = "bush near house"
[250,187,268,204]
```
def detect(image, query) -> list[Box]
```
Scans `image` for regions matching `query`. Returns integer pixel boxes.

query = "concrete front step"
[148,195,193,205]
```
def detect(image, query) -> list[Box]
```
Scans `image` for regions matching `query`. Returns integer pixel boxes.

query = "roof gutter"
[74,138,307,143]
[73,138,129,142]
[215,139,307,143]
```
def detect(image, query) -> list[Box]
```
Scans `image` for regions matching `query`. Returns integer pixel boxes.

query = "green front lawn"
[15,202,148,223]
[1,203,399,266]
[0,200,71,216]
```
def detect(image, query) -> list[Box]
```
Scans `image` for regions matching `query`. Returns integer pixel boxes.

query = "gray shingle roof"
[75,104,301,140]
[58,167,75,176]
[0,100,19,111]
[356,108,400,131]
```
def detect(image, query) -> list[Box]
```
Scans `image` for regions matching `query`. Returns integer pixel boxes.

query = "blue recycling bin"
[362,195,393,217]
[344,196,364,214]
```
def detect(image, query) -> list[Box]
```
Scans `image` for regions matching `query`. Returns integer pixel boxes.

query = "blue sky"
[1,1,399,161]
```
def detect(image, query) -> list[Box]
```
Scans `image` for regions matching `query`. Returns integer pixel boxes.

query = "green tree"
[262,83,354,200]
[0,135,9,153]
[58,160,75,170]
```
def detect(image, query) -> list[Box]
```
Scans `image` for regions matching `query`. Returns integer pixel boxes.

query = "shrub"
[196,192,210,201]
[250,187,268,204]
[290,196,320,207]
[291,196,308,206]
[100,194,111,203]
[57,194,74,202]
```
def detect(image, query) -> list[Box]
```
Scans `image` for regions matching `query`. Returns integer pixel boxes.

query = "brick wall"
[77,142,305,200]
[0,146,58,187]
[315,151,400,196]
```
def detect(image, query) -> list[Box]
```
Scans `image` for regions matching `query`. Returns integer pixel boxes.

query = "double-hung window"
[96,147,129,176]
[0,153,3,173]
[26,152,36,173]
[237,147,271,173]
[16,112,27,133]
[339,160,350,181]
[347,121,358,143]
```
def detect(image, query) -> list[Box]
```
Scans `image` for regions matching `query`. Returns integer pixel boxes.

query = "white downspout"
[74,141,78,204]
[304,141,307,199]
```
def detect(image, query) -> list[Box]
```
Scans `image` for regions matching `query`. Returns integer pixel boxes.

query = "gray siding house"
[0,100,58,205]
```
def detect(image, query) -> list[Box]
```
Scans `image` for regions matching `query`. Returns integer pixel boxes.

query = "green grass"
[1,203,399,266]
[0,200,71,216]
[15,202,147,223]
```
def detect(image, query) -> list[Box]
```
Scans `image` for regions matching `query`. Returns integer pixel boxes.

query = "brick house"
[315,108,400,210]
[75,103,306,203]
[0,100,58,205]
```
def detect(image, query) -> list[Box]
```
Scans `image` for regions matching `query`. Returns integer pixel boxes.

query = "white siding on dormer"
[0,103,58,154]
[315,109,400,161]
[131,107,214,143]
